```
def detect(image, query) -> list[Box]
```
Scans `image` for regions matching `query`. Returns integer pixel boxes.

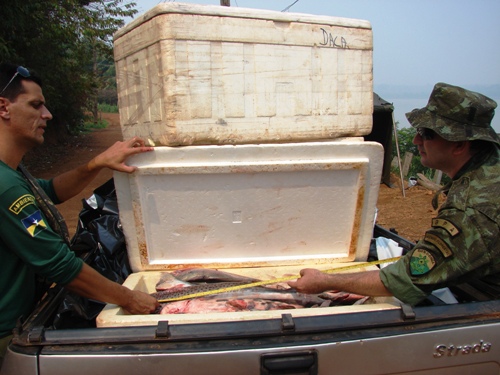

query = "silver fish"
[152,282,326,306]
[155,272,192,291]
[170,268,260,284]
[152,282,252,300]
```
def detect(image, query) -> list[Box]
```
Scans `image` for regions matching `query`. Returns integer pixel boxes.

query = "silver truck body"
[3,296,499,374]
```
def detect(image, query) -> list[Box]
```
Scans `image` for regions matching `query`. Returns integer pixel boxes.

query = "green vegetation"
[0,0,137,142]
[98,103,119,113]
[391,125,421,177]
[75,101,117,134]
[81,118,108,133]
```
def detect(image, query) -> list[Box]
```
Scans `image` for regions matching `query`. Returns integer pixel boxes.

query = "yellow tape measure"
[157,257,401,303]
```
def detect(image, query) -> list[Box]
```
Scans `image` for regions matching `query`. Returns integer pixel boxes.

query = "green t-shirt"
[380,146,500,305]
[0,162,83,338]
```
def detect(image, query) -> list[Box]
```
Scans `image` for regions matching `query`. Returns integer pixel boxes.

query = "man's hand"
[67,263,160,315]
[288,268,330,294]
[88,137,154,174]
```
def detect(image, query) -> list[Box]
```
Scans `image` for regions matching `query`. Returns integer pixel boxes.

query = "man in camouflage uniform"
[289,82,500,305]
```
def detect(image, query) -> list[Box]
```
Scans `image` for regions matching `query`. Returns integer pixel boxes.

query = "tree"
[392,126,421,177]
[97,59,118,106]
[0,0,137,143]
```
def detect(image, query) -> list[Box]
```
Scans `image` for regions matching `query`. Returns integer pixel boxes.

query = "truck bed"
[4,293,500,375]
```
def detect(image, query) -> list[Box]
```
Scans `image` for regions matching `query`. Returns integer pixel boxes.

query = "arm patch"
[9,194,36,215]
[431,218,460,237]
[410,249,436,275]
[424,232,454,258]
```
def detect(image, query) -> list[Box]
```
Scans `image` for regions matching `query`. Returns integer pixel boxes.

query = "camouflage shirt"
[380,145,500,305]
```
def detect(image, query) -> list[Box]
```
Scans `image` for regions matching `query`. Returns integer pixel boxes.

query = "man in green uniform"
[289,82,500,305]
[0,63,159,362]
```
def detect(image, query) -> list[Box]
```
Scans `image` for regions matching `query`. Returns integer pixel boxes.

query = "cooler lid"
[114,2,371,40]
[114,141,383,272]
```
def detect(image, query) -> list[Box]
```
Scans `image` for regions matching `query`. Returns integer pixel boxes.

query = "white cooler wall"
[113,3,373,146]
[114,141,383,272]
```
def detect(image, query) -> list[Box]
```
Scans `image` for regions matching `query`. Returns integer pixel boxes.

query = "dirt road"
[25,113,438,242]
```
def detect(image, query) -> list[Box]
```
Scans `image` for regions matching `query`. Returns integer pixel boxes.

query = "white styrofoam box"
[114,140,383,273]
[113,3,373,146]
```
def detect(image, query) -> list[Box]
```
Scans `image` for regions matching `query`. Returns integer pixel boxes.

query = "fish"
[152,281,334,316]
[155,272,192,291]
[152,281,250,301]
[155,269,259,291]
[160,297,302,314]
[319,291,371,306]
[152,282,327,306]
[152,270,369,314]
[158,291,371,314]
[169,268,260,284]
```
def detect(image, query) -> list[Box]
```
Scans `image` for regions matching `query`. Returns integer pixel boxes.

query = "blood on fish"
[159,297,302,314]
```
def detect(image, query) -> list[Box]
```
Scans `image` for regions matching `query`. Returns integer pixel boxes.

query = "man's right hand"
[287,268,330,294]
[66,263,160,315]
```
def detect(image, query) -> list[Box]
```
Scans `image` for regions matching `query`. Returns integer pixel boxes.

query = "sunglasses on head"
[0,66,30,95]
[416,127,436,141]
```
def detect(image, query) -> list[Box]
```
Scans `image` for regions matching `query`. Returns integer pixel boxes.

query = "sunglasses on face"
[0,66,30,95]
[416,127,436,141]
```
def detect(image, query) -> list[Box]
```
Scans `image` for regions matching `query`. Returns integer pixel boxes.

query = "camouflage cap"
[406,82,499,144]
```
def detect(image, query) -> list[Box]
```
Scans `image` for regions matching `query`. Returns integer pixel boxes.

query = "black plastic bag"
[53,178,132,328]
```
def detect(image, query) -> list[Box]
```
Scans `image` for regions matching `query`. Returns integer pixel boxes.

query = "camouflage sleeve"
[380,205,499,305]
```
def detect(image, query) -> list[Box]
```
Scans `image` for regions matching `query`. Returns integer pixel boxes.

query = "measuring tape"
[157,257,401,303]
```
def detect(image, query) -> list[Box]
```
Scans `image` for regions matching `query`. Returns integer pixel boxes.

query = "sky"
[124,0,500,131]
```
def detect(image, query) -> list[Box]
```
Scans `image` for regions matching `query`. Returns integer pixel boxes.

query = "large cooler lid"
[114,140,383,272]
[114,2,372,40]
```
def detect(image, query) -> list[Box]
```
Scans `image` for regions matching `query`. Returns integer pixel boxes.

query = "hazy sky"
[125,0,500,131]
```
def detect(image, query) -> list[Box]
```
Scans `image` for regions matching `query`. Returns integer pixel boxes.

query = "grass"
[83,118,108,130]
[79,103,118,133]
[98,103,119,113]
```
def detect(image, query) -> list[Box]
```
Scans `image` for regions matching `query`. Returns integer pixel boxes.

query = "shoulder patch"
[410,249,436,276]
[431,218,460,237]
[9,194,36,215]
[21,210,47,237]
[424,232,453,258]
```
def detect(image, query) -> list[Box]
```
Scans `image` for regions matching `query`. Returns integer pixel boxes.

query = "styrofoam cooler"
[95,140,402,328]
[113,3,373,146]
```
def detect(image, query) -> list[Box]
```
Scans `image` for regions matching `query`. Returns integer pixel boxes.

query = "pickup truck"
[2,220,499,375]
